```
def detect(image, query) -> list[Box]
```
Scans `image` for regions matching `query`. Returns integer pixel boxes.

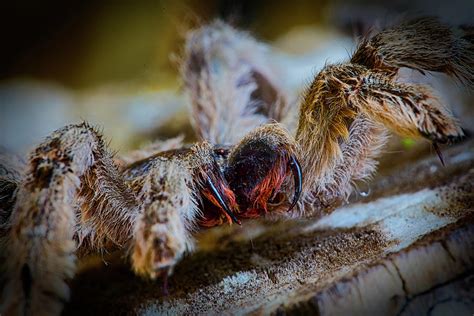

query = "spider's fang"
[433,142,445,167]
[206,176,241,225]
[161,268,170,297]
[288,154,302,212]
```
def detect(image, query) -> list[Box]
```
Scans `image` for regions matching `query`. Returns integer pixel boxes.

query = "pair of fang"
[206,155,303,225]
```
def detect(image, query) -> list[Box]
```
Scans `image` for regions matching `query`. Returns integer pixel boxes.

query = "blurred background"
[1,0,473,155]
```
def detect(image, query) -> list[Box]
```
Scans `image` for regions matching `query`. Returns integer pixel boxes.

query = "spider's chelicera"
[0,17,472,316]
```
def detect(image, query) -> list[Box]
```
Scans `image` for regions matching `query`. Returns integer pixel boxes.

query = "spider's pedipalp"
[190,143,240,227]
[0,123,139,316]
[314,115,388,207]
[123,140,238,231]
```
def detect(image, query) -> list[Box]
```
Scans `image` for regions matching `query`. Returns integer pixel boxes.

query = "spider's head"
[225,124,302,219]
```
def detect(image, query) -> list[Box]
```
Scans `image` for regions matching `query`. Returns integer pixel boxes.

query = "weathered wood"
[65,140,474,315]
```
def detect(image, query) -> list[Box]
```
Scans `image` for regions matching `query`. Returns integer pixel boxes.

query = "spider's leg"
[129,142,237,280]
[129,159,198,281]
[295,18,472,212]
[351,17,474,87]
[347,70,464,144]
[0,152,24,294]
[0,151,24,239]
[181,20,290,144]
[1,123,139,316]
[314,115,389,207]
[295,63,462,212]
[347,18,472,145]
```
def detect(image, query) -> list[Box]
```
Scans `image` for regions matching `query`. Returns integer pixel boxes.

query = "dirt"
[426,171,474,218]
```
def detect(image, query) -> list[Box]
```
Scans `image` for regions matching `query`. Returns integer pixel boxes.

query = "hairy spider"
[1,17,472,316]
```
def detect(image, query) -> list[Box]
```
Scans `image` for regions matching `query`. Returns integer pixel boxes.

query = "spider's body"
[1,18,472,316]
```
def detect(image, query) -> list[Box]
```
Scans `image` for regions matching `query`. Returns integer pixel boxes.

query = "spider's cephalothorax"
[224,124,301,219]
[1,18,472,315]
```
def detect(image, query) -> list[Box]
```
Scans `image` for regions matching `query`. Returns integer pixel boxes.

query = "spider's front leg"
[128,142,240,281]
[181,20,290,145]
[1,123,139,316]
[129,159,197,281]
[346,17,472,146]
[295,18,471,211]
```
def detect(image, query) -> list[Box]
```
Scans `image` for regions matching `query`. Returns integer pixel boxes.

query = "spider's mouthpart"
[288,154,302,212]
[206,176,241,225]
[432,143,445,167]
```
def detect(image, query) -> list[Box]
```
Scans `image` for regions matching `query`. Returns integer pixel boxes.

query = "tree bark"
[66,140,474,315]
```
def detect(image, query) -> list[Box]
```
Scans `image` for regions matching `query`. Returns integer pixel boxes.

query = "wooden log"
[65,140,474,315]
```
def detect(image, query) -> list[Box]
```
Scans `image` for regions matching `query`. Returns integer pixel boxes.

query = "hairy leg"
[348,17,472,143]
[348,69,463,143]
[130,159,199,280]
[181,20,290,144]
[351,17,474,86]
[304,115,389,212]
[1,123,138,316]
[296,63,461,212]
[0,152,25,296]
[295,18,471,211]
[0,152,24,239]
[128,141,240,279]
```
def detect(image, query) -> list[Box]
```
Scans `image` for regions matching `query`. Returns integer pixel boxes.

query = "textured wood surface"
[64,139,474,315]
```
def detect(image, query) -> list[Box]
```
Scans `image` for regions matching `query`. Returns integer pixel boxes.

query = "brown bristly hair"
[296,17,471,205]
[351,17,474,86]
[180,20,290,145]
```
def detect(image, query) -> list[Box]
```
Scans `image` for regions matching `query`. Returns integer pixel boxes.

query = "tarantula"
[1,17,472,316]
